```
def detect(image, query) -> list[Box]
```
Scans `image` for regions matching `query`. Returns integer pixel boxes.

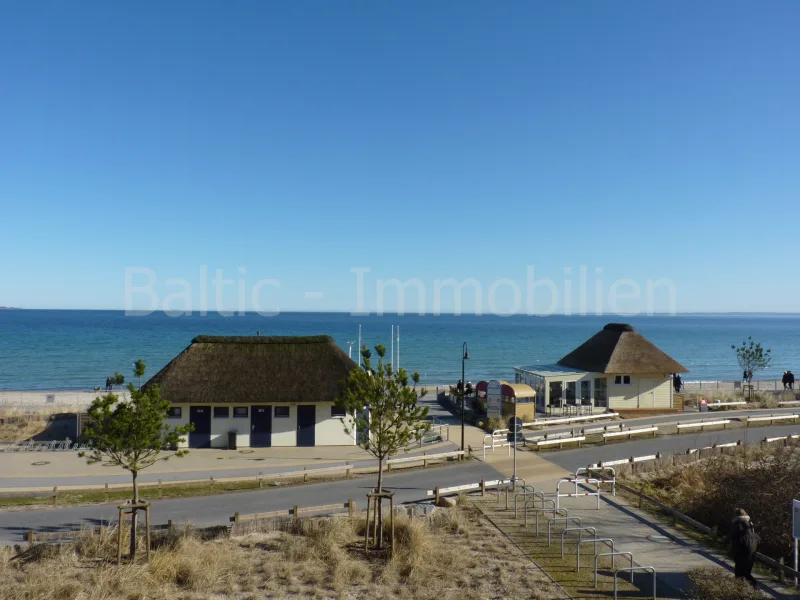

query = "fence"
[683,379,798,392]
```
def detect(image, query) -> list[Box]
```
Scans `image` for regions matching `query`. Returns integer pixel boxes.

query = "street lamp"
[461,342,469,452]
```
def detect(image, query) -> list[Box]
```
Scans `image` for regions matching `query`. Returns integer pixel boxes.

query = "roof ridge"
[191,335,334,345]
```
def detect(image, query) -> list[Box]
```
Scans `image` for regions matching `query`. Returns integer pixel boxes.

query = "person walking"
[789,370,795,390]
[783,371,790,390]
[673,373,682,393]
[730,508,760,588]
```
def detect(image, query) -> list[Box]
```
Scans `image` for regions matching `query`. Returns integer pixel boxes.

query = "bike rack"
[501,478,527,509]
[594,552,634,588]
[514,488,542,518]
[547,516,581,545]
[614,566,657,600]
[523,504,565,535]
[576,538,614,571]
[561,526,597,558]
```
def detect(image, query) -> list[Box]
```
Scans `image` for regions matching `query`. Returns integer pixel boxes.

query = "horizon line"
[3,307,800,317]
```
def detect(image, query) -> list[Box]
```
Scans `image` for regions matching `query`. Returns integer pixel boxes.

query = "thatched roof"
[557,323,688,374]
[144,335,357,404]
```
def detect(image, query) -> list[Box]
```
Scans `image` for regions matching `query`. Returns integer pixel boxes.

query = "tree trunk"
[376,458,384,549]
[130,471,139,559]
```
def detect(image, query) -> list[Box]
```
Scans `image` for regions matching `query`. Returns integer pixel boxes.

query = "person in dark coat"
[783,371,790,390]
[105,377,112,392]
[730,509,760,587]
[673,373,682,393]
[789,371,795,390]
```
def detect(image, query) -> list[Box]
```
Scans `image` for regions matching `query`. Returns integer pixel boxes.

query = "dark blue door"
[296,405,316,447]
[250,405,272,447]
[189,406,211,448]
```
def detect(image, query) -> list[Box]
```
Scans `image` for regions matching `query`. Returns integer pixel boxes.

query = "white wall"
[315,404,356,446]
[169,404,191,449]
[173,403,357,448]
[271,405,297,447]
[210,406,251,448]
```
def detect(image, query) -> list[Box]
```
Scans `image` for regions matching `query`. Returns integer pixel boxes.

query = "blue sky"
[1,1,799,314]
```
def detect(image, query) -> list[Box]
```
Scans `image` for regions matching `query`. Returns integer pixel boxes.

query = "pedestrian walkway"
[483,449,796,599]
[0,440,457,491]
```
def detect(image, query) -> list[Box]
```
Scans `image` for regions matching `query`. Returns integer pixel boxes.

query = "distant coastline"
[0,307,21,311]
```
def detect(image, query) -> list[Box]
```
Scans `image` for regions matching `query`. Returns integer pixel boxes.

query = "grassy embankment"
[0,501,565,600]
[620,440,800,599]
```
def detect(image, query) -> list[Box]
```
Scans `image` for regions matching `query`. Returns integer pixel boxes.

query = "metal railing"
[595,552,634,587]
[614,566,657,599]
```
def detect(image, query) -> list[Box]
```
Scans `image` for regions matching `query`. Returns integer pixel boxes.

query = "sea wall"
[0,390,129,411]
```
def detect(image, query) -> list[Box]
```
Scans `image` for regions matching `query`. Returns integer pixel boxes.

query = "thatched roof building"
[557,323,688,374]
[144,335,356,404]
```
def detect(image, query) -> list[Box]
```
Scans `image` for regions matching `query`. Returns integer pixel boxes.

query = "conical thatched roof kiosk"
[145,335,357,449]
[557,323,688,375]
[514,324,688,417]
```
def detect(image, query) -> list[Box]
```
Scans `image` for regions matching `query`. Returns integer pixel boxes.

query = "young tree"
[80,360,192,558]
[732,337,772,383]
[336,344,430,547]
[133,359,146,389]
[110,372,125,389]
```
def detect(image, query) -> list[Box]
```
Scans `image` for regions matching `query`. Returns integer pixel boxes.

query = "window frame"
[213,406,230,419]
[232,406,249,418]
[167,407,182,419]
[594,378,608,408]
[274,406,290,419]
[614,374,632,386]
[330,405,346,418]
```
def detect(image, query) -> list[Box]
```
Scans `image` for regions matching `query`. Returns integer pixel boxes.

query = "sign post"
[793,499,800,586]
[487,380,502,420]
[508,415,523,485]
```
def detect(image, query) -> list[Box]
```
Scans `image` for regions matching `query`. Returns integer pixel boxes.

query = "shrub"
[685,567,763,600]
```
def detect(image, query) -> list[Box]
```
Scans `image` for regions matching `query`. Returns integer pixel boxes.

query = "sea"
[1,310,799,391]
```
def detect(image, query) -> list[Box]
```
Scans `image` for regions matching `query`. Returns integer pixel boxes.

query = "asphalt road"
[0,461,504,543]
[538,422,800,472]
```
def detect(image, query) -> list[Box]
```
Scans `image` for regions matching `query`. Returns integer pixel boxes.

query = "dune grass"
[0,503,565,600]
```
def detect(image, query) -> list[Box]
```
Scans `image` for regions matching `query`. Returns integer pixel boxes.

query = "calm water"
[1,311,799,390]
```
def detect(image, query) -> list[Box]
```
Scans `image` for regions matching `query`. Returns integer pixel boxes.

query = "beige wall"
[170,403,356,448]
[608,375,672,410]
[315,404,356,446]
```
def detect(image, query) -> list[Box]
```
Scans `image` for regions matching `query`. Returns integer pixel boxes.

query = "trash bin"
[228,431,237,450]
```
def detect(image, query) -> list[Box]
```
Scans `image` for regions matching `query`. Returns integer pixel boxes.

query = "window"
[233,407,248,418]
[614,375,632,386]
[580,381,591,405]
[549,381,563,407]
[167,407,182,419]
[274,406,290,418]
[331,405,346,418]
[565,382,576,405]
[213,406,229,418]
[594,378,608,408]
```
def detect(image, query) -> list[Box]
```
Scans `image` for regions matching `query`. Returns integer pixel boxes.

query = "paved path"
[0,461,504,543]
[0,442,457,490]
[478,434,800,598]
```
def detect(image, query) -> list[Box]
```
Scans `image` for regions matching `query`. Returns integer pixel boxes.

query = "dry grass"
[684,567,764,600]
[0,408,65,442]
[625,441,800,561]
[0,504,565,600]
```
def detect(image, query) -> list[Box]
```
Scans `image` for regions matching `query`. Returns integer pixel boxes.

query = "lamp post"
[461,342,469,452]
